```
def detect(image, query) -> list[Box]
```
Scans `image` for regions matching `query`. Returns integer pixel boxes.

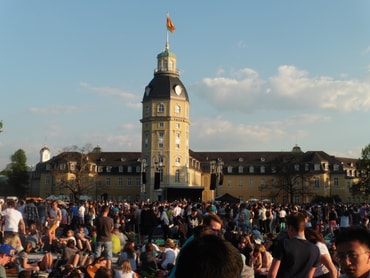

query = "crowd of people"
[0,197,368,278]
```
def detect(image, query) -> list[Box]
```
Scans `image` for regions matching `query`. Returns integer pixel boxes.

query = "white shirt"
[161,248,179,270]
[1,208,23,232]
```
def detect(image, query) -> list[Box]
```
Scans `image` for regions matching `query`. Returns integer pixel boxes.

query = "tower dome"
[292,144,303,153]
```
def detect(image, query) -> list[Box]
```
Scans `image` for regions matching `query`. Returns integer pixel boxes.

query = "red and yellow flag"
[166,16,175,32]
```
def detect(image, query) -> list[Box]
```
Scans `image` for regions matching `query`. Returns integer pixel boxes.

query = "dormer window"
[106,166,112,172]
[238,157,244,162]
[249,166,254,173]
[238,166,243,173]
[228,166,233,173]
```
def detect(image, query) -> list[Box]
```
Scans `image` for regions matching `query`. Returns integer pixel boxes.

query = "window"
[118,177,123,186]
[157,103,165,113]
[145,106,149,115]
[271,166,276,174]
[159,169,164,182]
[227,180,232,187]
[305,163,310,171]
[238,166,243,173]
[158,131,164,137]
[260,166,265,173]
[60,163,66,171]
[175,104,181,113]
[333,177,339,187]
[119,166,124,173]
[175,157,180,166]
[294,164,300,171]
[272,179,277,188]
[314,164,321,171]
[158,142,164,149]
[46,164,51,170]
[323,163,329,171]
[175,170,180,182]
[106,177,110,186]
[249,166,254,173]
[127,166,132,173]
[136,177,141,186]
[159,122,164,128]
[249,179,254,187]
[106,166,112,173]
[227,166,233,173]
[45,175,51,185]
[136,166,141,173]
[98,166,103,173]
[69,163,76,171]
[333,164,339,171]
[260,179,266,189]
[314,177,320,188]
[176,123,180,128]
[238,180,243,187]
[127,178,132,186]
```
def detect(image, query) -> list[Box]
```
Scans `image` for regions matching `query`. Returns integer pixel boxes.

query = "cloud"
[189,114,328,151]
[80,82,141,110]
[28,105,78,114]
[191,65,370,113]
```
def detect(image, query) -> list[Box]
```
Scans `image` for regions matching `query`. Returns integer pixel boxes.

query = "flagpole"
[166,12,169,50]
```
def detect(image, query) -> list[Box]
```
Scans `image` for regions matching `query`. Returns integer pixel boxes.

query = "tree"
[260,153,313,204]
[351,143,370,201]
[50,145,100,201]
[0,121,3,133]
[4,149,30,197]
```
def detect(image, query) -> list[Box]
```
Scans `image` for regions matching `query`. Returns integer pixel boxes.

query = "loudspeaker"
[142,172,147,184]
[210,173,217,190]
[154,172,160,189]
[219,173,224,186]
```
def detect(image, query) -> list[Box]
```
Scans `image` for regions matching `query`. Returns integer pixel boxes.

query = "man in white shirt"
[0,200,25,241]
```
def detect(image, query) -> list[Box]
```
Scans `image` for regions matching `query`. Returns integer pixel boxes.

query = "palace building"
[31,40,361,204]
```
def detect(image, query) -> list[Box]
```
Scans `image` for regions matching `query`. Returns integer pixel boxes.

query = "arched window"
[175,104,181,113]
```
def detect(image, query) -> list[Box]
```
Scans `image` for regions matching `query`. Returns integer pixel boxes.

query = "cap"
[0,244,16,257]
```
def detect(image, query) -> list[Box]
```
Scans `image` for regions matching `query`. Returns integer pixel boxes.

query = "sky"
[1,1,370,170]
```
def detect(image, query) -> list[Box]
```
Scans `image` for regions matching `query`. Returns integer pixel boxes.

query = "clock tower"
[141,42,191,201]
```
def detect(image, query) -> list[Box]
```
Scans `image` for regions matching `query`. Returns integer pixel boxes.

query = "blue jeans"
[95,241,113,260]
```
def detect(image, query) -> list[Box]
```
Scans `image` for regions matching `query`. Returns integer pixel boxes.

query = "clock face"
[174,85,182,96]
[145,86,151,96]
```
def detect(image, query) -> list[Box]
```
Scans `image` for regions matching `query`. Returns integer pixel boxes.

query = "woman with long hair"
[114,259,138,278]
[305,228,338,278]
[117,241,137,271]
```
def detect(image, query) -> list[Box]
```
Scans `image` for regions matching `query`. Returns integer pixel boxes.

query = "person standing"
[335,227,370,278]
[268,213,320,278]
[95,205,114,271]
[24,199,39,228]
[0,200,26,242]
[47,200,62,245]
